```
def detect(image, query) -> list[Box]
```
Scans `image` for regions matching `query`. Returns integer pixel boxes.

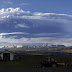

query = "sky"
[0,0,72,14]
[0,0,72,47]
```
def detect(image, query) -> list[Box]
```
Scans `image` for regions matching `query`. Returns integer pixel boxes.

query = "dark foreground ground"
[0,65,72,72]
[0,55,72,72]
[0,67,72,72]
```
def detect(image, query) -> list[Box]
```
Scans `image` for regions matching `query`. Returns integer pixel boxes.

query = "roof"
[1,49,13,54]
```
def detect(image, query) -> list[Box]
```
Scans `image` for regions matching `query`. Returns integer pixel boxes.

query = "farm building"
[0,50,14,61]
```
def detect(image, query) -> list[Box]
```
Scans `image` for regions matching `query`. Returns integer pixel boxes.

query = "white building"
[0,50,14,61]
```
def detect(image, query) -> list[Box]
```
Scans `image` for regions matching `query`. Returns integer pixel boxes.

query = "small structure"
[0,49,14,61]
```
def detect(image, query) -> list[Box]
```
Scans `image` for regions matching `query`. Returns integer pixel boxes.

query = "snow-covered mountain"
[0,8,72,46]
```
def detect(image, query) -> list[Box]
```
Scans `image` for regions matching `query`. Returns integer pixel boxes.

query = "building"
[0,49,14,61]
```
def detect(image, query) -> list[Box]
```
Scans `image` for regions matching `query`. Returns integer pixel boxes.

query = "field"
[0,54,72,72]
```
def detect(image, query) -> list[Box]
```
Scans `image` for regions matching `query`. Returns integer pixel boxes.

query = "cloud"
[0,8,72,46]
[3,1,13,4]
[0,7,71,21]
[0,8,23,13]
[0,32,29,36]
[0,36,3,39]
[20,3,29,5]
[33,12,68,16]
[0,37,72,46]
[0,8,71,34]
[15,23,30,28]
[7,1,13,4]
[33,33,61,36]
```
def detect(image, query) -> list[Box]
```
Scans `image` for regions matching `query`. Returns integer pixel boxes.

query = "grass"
[0,55,72,72]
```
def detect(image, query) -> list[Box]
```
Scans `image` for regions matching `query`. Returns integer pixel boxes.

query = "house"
[0,49,14,61]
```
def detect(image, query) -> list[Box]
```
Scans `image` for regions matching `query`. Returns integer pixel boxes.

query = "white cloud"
[0,32,29,36]
[0,8,72,46]
[0,8,23,14]
[20,3,29,5]
[34,12,68,16]
[7,1,13,4]
[3,1,13,4]
[0,7,71,22]
[0,36,3,39]
[0,37,72,46]
[15,23,30,28]
[33,33,61,36]
[0,8,72,34]
[0,8,70,18]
